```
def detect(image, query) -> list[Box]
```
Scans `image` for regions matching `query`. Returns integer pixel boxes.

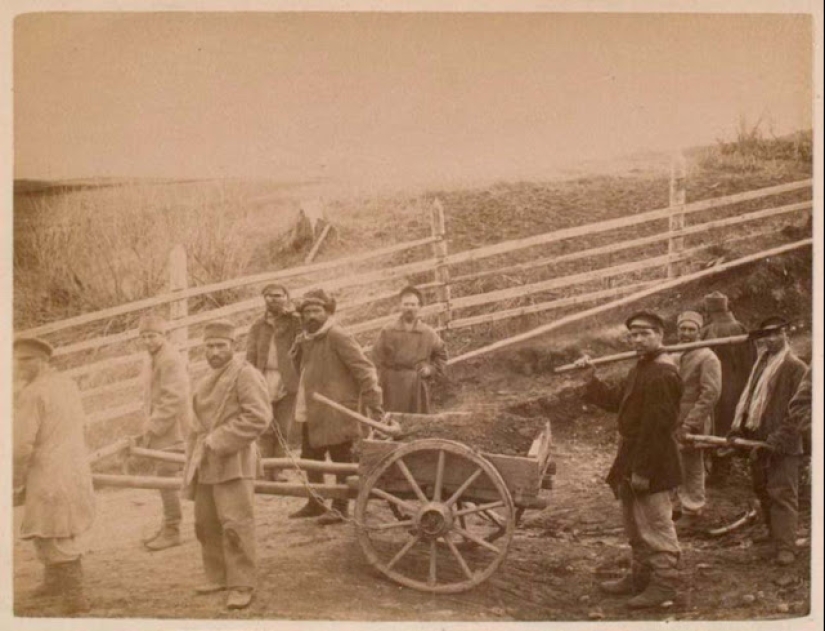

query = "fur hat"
[13,336,54,358]
[703,291,729,313]
[138,314,168,334]
[297,289,336,314]
[625,310,665,332]
[203,320,236,341]
[677,311,704,329]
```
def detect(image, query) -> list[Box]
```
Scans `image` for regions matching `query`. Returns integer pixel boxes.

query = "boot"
[599,563,650,596]
[627,579,677,609]
[145,524,181,551]
[31,564,60,599]
[289,499,326,519]
[226,588,255,610]
[317,499,348,526]
[141,523,164,544]
[58,559,90,616]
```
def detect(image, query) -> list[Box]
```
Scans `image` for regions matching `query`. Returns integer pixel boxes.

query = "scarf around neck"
[731,345,790,432]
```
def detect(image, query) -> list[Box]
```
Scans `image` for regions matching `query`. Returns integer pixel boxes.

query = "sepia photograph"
[3,0,822,628]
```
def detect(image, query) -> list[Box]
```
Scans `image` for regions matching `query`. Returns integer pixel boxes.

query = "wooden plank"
[447,238,812,365]
[304,223,332,264]
[81,375,143,402]
[668,152,687,278]
[168,243,189,363]
[86,400,143,425]
[430,199,452,328]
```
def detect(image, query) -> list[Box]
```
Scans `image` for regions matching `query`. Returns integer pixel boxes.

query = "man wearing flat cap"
[672,311,721,531]
[137,314,191,551]
[701,291,756,485]
[728,315,807,566]
[246,284,302,481]
[181,320,272,610]
[289,288,383,524]
[372,285,448,414]
[13,337,95,615]
[576,310,683,608]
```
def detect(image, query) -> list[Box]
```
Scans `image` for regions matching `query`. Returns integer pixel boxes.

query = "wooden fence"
[16,164,813,432]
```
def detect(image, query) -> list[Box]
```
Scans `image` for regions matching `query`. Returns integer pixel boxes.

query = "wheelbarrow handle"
[312,393,403,438]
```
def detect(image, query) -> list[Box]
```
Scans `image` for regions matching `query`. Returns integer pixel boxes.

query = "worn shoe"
[31,565,60,599]
[141,525,163,544]
[194,582,226,595]
[751,529,773,544]
[226,588,254,610]
[145,526,181,552]
[599,575,636,596]
[675,513,702,531]
[776,550,796,566]
[289,500,326,519]
[626,582,677,609]
[318,500,348,526]
[58,560,91,616]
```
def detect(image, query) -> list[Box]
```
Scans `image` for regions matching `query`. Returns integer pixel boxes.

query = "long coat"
[13,368,95,539]
[702,312,757,436]
[372,317,448,413]
[676,348,722,435]
[143,340,191,450]
[585,350,683,495]
[246,310,302,395]
[291,322,382,449]
[182,358,272,499]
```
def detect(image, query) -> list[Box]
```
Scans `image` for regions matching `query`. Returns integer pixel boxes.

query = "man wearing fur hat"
[728,316,807,566]
[289,288,383,525]
[372,285,448,414]
[575,311,683,609]
[13,337,95,615]
[701,291,756,485]
[672,311,721,531]
[181,320,272,610]
[246,283,303,481]
[137,314,191,551]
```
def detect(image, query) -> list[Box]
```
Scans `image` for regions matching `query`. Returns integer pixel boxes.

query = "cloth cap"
[703,291,729,313]
[625,310,665,332]
[13,336,54,358]
[203,320,236,341]
[297,289,336,314]
[677,311,704,329]
[399,285,424,305]
[138,314,168,334]
[758,315,790,332]
[261,283,289,298]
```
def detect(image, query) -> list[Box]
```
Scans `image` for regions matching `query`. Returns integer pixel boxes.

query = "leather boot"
[59,559,90,616]
[145,524,181,551]
[289,499,326,519]
[317,499,348,526]
[142,523,164,544]
[599,562,649,596]
[31,564,60,599]
[627,578,677,609]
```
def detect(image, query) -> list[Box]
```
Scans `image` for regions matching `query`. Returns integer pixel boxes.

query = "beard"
[304,319,324,333]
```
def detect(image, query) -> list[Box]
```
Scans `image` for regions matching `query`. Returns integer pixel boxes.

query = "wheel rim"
[355,439,515,593]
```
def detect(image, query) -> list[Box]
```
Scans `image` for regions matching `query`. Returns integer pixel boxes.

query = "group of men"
[576,291,812,609]
[12,283,447,613]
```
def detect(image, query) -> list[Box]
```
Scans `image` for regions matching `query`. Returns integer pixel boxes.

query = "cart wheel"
[355,439,516,593]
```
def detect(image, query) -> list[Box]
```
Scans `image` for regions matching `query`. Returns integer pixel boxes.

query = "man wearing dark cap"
[289,288,383,524]
[701,291,756,485]
[137,314,191,551]
[372,285,448,414]
[181,320,272,610]
[246,283,302,481]
[728,316,807,566]
[13,337,95,615]
[576,310,683,608]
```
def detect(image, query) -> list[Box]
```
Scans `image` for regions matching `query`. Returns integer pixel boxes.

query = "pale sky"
[13,11,814,186]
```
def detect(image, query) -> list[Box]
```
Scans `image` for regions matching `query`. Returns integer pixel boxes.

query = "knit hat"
[399,285,424,305]
[625,310,665,332]
[139,314,168,334]
[703,291,729,313]
[677,311,704,329]
[297,289,336,314]
[203,320,236,341]
[13,336,54,358]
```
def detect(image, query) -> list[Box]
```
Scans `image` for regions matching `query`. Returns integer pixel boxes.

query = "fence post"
[668,151,687,278]
[168,244,189,367]
[430,199,452,328]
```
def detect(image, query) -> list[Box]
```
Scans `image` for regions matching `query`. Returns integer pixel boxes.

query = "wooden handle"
[312,393,403,438]
[683,434,773,451]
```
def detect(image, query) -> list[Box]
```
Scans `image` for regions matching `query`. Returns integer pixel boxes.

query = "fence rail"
[16,169,812,430]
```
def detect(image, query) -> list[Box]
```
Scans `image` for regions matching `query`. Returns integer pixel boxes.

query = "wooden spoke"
[395,458,430,504]
[444,467,484,507]
[433,450,446,502]
[369,487,417,514]
[481,509,506,528]
[368,519,416,532]
[428,541,437,587]
[452,501,505,518]
[386,534,421,570]
[444,536,474,580]
[454,526,501,553]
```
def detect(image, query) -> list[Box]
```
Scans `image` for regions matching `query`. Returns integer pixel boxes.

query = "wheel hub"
[415,503,453,540]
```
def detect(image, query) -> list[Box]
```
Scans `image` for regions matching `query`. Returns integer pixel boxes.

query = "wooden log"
[430,199,452,328]
[447,238,812,365]
[168,244,189,365]
[312,393,403,437]
[683,434,773,451]
[86,401,143,426]
[304,223,333,264]
[668,152,687,278]
[88,437,132,466]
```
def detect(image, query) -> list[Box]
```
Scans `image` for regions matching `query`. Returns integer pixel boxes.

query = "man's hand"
[366,406,385,423]
[765,432,784,454]
[675,425,692,444]
[573,354,595,371]
[417,364,433,379]
[630,472,650,494]
[726,428,743,443]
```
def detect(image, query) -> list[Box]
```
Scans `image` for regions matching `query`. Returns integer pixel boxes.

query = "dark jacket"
[779,365,812,455]
[246,310,302,394]
[585,350,683,495]
[701,312,757,435]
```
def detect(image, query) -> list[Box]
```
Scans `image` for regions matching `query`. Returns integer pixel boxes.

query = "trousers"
[300,423,353,485]
[258,394,296,460]
[194,479,257,589]
[751,453,799,553]
[676,448,705,516]
[620,487,681,586]
[33,536,83,565]
[156,460,182,527]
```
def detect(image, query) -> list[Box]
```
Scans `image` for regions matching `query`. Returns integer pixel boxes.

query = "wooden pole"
[312,393,403,437]
[668,151,687,278]
[430,199,452,328]
[168,244,189,367]
[683,434,773,451]
[88,437,133,467]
